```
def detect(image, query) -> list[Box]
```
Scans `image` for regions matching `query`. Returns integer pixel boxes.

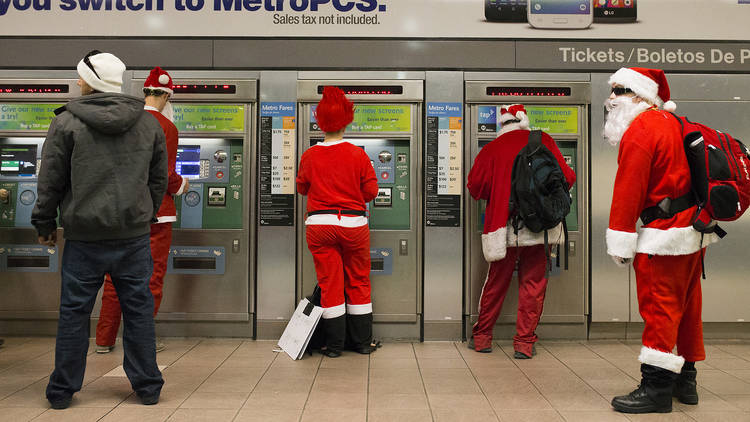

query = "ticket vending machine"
[464,79,590,339]
[127,73,256,336]
[297,79,423,340]
[0,76,78,334]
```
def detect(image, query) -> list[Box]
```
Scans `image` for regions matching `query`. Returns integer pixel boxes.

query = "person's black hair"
[143,88,170,98]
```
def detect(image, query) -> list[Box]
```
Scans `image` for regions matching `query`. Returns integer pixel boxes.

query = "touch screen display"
[530,0,590,14]
[176,145,201,179]
[0,144,37,176]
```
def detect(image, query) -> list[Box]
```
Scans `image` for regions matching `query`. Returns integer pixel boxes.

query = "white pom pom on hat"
[143,66,174,95]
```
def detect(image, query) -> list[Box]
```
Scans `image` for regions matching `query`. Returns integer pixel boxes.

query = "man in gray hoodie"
[31,50,167,409]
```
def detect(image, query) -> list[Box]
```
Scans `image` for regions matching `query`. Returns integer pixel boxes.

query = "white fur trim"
[662,100,677,112]
[638,346,685,373]
[481,226,507,262]
[606,228,639,259]
[76,53,125,94]
[609,68,661,107]
[322,303,345,319]
[637,226,719,255]
[304,214,368,227]
[155,215,177,223]
[176,176,188,196]
[507,223,565,247]
[346,303,372,315]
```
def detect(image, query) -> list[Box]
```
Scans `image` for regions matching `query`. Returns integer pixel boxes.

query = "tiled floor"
[1,338,750,421]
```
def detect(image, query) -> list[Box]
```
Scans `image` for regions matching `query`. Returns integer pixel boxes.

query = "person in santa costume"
[467,104,575,358]
[296,86,381,357]
[95,67,188,354]
[604,67,719,414]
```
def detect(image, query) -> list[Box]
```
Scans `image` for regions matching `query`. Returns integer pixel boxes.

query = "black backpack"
[510,130,571,273]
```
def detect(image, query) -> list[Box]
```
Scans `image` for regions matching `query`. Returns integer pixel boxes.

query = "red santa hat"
[608,67,677,112]
[143,67,174,95]
[315,86,354,133]
[498,104,530,134]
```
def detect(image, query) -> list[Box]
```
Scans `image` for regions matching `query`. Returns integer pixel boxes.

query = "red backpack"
[674,114,750,236]
[640,114,750,239]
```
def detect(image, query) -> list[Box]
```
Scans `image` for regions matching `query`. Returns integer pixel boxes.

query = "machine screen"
[0,144,37,176]
[176,145,201,179]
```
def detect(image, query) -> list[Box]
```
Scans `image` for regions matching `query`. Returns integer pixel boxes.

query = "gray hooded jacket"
[31,93,167,241]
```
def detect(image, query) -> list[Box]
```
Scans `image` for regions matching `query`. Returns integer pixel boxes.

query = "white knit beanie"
[76,51,126,93]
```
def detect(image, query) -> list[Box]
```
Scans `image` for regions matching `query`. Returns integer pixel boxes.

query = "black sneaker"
[514,351,532,359]
[49,395,72,410]
[140,394,160,405]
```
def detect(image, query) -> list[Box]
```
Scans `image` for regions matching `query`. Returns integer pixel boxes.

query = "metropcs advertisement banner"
[2,0,750,39]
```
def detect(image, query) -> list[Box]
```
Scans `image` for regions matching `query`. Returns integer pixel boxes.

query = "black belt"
[308,209,367,216]
[640,194,695,225]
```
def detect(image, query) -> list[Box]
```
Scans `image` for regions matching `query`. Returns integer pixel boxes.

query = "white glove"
[611,255,631,268]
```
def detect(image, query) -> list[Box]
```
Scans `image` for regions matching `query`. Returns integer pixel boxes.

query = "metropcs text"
[0,0,385,14]
[559,47,750,65]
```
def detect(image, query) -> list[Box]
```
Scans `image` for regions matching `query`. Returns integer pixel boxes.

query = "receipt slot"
[464,79,590,340]
[296,79,423,340]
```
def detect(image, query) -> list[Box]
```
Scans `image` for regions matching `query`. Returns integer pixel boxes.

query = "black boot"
[346,313,378,354]
[321,315,346,358]
[612,364,677,414]
[673,362,698,405]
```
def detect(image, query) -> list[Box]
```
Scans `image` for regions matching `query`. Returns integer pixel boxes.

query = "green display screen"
[525,106,578,134]
[350,105,411,133]
[0,103,62,131]
[172,104,245,133]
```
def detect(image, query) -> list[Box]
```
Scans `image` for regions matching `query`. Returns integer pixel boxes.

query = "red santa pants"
[472,244,548,355]
[634,249,705,364]
[95,222,172,347]
[306,224,372,319]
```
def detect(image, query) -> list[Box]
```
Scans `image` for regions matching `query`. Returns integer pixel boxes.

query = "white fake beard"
[602,97,651,146]
[161,101,174,122]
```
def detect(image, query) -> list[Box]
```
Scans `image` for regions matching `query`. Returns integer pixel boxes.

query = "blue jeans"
[46,234,164,402]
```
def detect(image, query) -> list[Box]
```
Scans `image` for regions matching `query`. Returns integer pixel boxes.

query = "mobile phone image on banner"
[528,0,593,29]
[485,0,527,22]
[594,0,637,23]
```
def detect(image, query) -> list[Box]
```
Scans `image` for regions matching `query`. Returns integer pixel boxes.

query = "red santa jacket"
[606,109,719,258]
[467,124,576,262]
[296,140,379,227]
[146,108,186,223]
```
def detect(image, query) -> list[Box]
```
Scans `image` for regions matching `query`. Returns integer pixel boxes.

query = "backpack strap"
[640,194,696,225]
[528,129,543,151]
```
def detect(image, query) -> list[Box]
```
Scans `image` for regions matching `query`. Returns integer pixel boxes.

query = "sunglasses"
[83,50,103,79]
[611,87,634,96]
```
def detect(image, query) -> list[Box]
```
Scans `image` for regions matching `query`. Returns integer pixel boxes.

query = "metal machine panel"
[590,73,631,323]
[0,77,77,324]
[124,75,256,332]
[464,79,589,339]
[423,71,464,340]
[628,74,750,323]
[256,71,298,339]
[297,78,423,340]
[591,73,750,326]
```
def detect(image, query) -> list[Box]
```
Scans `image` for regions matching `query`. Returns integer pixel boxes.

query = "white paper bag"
[277,298,323,360]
